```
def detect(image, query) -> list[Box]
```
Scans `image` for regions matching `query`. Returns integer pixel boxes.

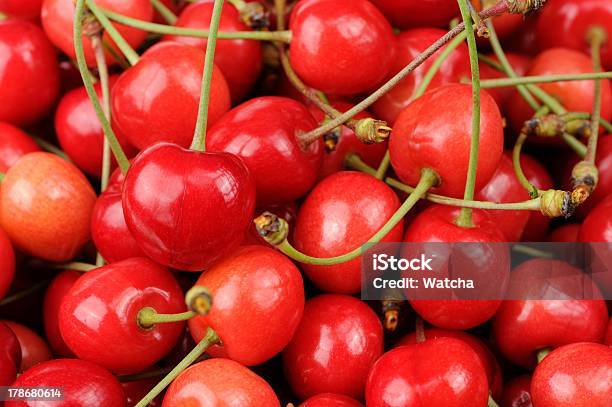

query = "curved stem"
[51,262,97,272]
[512,131,539,196]
[374,152,391,180]
[480,71,612,88]
[190,0,225,152]
[32,136,70,160]
[0,279,51,307]
[135,328,220,407]
[561,112,612,134]
[137,307,196,329]
[585,27,606,163]
[151,0,177,24]
[561,132,588,158]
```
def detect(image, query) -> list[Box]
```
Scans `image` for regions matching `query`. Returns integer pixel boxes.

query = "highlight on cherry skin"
[1,0,612,406]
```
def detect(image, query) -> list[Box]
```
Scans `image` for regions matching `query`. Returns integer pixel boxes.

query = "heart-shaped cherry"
[0,0,43,21]
[122,143,256,271]
[500,375,532,407]
[0,226,15,300]
[0,321,20,386]
[0,122,40,173]
[579,194,612,242]
[300,394,363,407]
[42,269,80,356]
[2,321,52,372]
[369,0,459,30]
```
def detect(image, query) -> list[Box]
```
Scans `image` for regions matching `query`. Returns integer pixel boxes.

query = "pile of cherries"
[0,0,611,406]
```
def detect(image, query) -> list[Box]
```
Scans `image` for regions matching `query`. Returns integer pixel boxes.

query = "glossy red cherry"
[123,143,256,271]
[6,359,126,407]
[164,0,262,102]
[0,321,20,386]
[300,394,363,407]
[570,135,612,216]
[59,258,186,374]
[370,0,459,29]
[0,152,97,262]
[0,227,15,300]
[42,269,80,356]
[283,295,383,400]
[289,0,395,95]
[111,41,231,150]
[293,171,403,294]
[492,258,608,367]
[0,19,59,126]
[163,358,280,407]
[372,28,470,125]
[531,342,612,407]
[3,321,52,372]
[207,96,322,205]
[579,194,612,241]
[0,0,43,21]
[546,223,581,242]
[518,152,554,241]
[390,84,504,198]
[500,375,532,407]
[188,245,304,365]
[0,122,40,173]
[41,0,153,67]
[606,317,612,345]
[365,337,489,407]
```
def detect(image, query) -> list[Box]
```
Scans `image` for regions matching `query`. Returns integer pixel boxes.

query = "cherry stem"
[480,71,612,88]
[0,279,51,307]
[562,112,612,134]
[374,152,391,180]
[488,395,500,407]
[415,317,426,343]
[91,35,112,193]
[32,136,70,161]
[585,26,607,163]
[74,0,130,174]
[135,328,220,407]
[513,131,540,197]
[151,0,177,24]
[536,347,551,364]
[51,262,97,272]
[274,0,286,31]
[561,132,588,158]
[513,244,554,259]
[0,11,6,20]
[137,307,196,329]
[0,172,4,182]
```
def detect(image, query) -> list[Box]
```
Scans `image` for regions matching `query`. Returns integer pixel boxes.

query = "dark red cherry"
[531,342,612,407]
[518,152,554,241]
[42,269,80,356]
[293,171,403,294]
[365,337,489,407]
[164,0,262,102]
[111,41,231,150]
[372,28,470,125]
[0,227,15,300]
[570,135,612,216]
[289,0,395,95]
[207,96,321,205]
[0,122,40,173]
[0,19,59,126]
[0,0,43,21]
[59,258,186,374]
[390,84,504,198]
[188,245,304,365]
[606,317,612,345]
[122,377,160,407]
[579,194,612,242]
[6,359,126,407]
[0,321,20,386]
[283,295,383,400]
[500,375,532,407]
[3,321,52,372]
[162,358,280,407]
[41,0,153,67]
[300,394,363,407]
[122,143,256,271]
[370,0,459,29]
[546,223,581,242]
[492,258,608,367]
[244,202,298,246]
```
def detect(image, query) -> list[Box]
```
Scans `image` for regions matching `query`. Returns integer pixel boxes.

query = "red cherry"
[390,84,504,198]
[207,96,322,205]
[579,194,612,242]
[162,358,280,407]
[369,0,459,29]
[500,375,532,407]
[0,152,97,262]
[372,28,470,125]
[289,0,395,95]
[6,359,126,407]
[293,171,403,294]
[0,227,15,300]
[0,0,43,21]
[283,295,383,400]
[164,0,262,102]
[0,321,20,386]
[518,152,554,241]
[122,378,160,407]
[546,223,581,242]
[111,41,231,150]
[41,0,153,67]
[188,245,304,365]
[300,394,363,407]
[531,342,612,407]
[2,321,51,372]
[365,337,489,407]
[42,269,80,356]
[0,19,59,126]
[537,0,612,70]
[492,258,608,367]
[479,53,530,111]
[605,317,612,345]
[505,13,539,57]
[0,122,40,173]
[123,143,256,271]
[59,258,186,374]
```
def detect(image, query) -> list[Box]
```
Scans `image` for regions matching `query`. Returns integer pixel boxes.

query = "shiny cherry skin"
[42,269,80,356]
[492,259,608,367]
[372,28,470,125]
[579,193,612,242]
[390,84,504,198]
[546,223,581,242]
[0,152,96,262]
[537,0,612,70]
[123,143,255,271]
[0,19,59,126]
[188,245,304,365]
[6,359,126,407]
[365,337,489,407]
[163,358,279,407]
[41,0,153,67]
[399,328,503,400]
[370,0,458,29]
[207,96,322,205]
[3,321,52,372]
[0,122,40,173]
[531,342,612,407]
[293,171,403,294]
[518,153,554,241]
[289,0,395,95]
[300,394,363,407]
[501,375,532,407]
[122,378,160,407]
[0,227,15,300]
[573,135,612,215]
[283,295,383,400]
[0,321,20,387]
[59,258,187,374]
[0,0,43,20]
[111,41,231,150]
[164,0,262,103]
[606,317,612,345]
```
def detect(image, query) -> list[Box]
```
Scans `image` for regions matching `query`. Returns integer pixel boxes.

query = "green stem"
[51,262,97,272]
[537,347,551,364]
[561,112,612,134]
[456,0,481,228]
[135,328,220,407]
[92,35,112,191]
[32,136,70,161]
[561,132,588,158]
[137,307,196,329]
[512,244,554,259]
[0,279,51,306]
[374,151,391,180]
[488,395,500,407]
[585,27,606,163]
[151,0,177,24]
[190,0,225,152]
[274,0,286,31]
[0,172,3,182]
[480,71,612,88]
[513,131,539,197]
